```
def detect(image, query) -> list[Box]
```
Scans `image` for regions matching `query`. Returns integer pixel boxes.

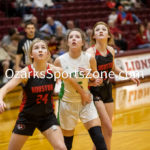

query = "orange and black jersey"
[90,48,114,103]
[95,49,113,80]
[19,64,56,117]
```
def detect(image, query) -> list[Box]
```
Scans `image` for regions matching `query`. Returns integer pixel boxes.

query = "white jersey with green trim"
[59,51,91,102]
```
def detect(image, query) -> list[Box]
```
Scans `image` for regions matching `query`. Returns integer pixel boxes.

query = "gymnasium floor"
[0,104,150,150]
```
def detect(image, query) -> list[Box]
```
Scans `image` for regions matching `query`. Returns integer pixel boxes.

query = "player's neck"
[69,48,82,59]
[95,41,107,52]
[33,61,47,72]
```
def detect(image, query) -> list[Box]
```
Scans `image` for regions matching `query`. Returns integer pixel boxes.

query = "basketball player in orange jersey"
[86,22,140,150]
[0,39,91,150]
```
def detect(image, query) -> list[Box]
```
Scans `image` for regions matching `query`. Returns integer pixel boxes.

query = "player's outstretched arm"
[0,67,28,113]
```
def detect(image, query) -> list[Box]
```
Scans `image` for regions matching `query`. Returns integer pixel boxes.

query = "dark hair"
[8,28,16,36]
[25,22,35,28]
[66,28,86,51]
[91,21,114,46]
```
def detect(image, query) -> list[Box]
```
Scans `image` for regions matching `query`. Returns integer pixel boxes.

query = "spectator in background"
[131,0,141,9]
[108,10,118,25]
[17,21,26,35]
[15,0,34,17]
[57,37,67,56]
[135,24,150,49]
[48,35,58,58]
[52,37,67,59]
[33,0,44,8]
[106,0,116,9]
[1,28,18,47]
[31,16,39,30]
[120,0,133,10]
[4,37,19,64]
[0,37,19,84]
[40,16,66,37]
[108,21,128,50]
[55,26,66,39]
[120,0,141,10]
[115,0,121,8]
[66,20,75,33]
[117,5,133,24]
[85,28,93,49]
[53,0,68,2]
[146,22,150,42]
[0,46,12,84]
[117,5,141,24]
[33,0,54,8]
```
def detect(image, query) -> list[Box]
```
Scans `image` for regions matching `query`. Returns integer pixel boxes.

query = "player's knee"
[54,142,67,150]
[103,123,112,137]
[107,126,112,137]
[59,144,67,150]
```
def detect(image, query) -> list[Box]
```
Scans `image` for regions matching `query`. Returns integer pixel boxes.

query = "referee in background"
[15,22,40,71]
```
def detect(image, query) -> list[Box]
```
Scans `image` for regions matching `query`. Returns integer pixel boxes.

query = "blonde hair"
[90,21,114,46]
[29,39,49,63]
[66,28,86,51]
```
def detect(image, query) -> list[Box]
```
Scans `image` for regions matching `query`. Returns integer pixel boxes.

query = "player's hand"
[78,67,90,76]
[89,78,103,87]
[130,77,140,86]
[81,91,92,106]
[0,100,6,113]
[95,77,103,85]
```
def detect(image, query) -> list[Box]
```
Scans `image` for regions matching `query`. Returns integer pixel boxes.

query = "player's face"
[67,31,83,50]
[93,24,110,40]
[31,41,49,61]
[25,24,35,36]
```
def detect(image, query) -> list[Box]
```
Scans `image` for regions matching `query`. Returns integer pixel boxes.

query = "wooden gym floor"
[0,104,150,150]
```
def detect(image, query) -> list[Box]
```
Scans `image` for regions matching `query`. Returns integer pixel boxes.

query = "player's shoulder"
[58,52,68,59]
[107,45,115,56]
[86,47,95,56]
[54,53,68,65]
[48,63,62,73]
[86,47,94,53]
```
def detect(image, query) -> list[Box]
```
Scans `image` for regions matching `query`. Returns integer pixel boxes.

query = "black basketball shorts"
[90,81,113,103]
[13,112,59,136]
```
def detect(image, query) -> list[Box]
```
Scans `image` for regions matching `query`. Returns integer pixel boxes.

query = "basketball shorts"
[13,112,59,136]
[90,80,113,103]
[59,101,98,130]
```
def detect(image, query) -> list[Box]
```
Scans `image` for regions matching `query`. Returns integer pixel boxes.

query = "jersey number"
[36,94,48,104]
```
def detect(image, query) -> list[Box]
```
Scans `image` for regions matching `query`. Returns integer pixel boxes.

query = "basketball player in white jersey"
[54,28,107,150]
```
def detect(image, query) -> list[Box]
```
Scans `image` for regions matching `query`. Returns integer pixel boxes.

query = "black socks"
[88,126,107,150]
[64,136,74,150]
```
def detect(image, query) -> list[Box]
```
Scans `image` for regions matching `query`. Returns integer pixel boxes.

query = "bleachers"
[0,11,4,17]
[31,0,110,24]
[0,17,21,40]
[0,0,150,50]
